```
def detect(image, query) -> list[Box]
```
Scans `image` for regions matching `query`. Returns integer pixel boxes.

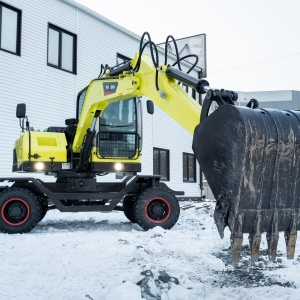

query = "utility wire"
[209,52,300,74]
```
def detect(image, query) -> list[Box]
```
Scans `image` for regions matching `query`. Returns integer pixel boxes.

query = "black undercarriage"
[0,175,183,213]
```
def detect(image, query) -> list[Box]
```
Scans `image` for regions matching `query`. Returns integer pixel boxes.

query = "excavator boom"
[73,52,206,153]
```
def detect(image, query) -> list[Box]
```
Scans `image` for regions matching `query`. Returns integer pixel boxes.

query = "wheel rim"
[145,197,171,224]
[1,198,30,226]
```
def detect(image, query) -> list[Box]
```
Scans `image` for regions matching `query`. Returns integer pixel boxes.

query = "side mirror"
[16,103,26,119]
[146,100,154,115]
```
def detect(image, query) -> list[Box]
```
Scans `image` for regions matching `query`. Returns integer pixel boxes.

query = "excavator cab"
[65,86,144,174]
[97,98,139,159]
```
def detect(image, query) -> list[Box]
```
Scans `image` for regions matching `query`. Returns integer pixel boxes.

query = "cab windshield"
[100,98,136,132]
[97,98,139,159]
[76,87,87,122]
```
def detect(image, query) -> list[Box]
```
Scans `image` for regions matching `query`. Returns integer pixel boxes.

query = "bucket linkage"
[193,89,300,263]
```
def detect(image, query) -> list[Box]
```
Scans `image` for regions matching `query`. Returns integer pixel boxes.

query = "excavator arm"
[72,52,208,154]
[72,52,211,174]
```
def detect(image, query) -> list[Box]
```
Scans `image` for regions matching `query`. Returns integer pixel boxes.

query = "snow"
[107,281,142,300]
[1,201,300,300]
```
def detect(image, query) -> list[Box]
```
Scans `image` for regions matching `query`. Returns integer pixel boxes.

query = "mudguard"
[193,94,300,263]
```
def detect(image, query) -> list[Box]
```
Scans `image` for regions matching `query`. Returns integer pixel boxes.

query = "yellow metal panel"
[131,54,201,135]
[15,132,67,165]
[37,137,57,146]
[91,147,141,163]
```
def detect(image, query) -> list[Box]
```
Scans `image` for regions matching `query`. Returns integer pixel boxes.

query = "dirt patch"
[214,245,297,288]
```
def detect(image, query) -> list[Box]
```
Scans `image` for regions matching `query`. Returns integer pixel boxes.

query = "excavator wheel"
[134,187,180,230]
[38,198,49,223]
[0,188,42,234]
[123,196,137,223]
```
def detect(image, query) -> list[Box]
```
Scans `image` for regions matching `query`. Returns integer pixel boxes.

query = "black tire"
[134,187,180,230]
[0,188,43,234]
[123,196,137,223]
[38,198,48,222]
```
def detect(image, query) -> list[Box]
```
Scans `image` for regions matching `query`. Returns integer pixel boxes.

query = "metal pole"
[198,70,204,200]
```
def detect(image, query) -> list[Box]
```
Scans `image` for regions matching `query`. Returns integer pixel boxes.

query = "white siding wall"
[0,0,202,198]
[151,105,200,196]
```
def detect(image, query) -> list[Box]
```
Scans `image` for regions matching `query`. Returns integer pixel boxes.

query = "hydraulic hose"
[172,54,199,74]
[164,35,182,71]
[133,32,160,93]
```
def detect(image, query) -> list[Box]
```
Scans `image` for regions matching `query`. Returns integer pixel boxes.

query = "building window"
[47,23,77,74]
[153,148,169,181]
[183,153,196,182]
[0,2,21,55]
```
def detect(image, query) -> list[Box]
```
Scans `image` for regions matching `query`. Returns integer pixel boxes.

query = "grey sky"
[74,0,300,92]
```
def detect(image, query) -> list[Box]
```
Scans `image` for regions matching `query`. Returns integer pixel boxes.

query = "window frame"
[183,152,196,183]
[76,85,88,122]
[98,98,139,160]
[0,1,22,56]
[47,23,77,74]
[153,147,170,181]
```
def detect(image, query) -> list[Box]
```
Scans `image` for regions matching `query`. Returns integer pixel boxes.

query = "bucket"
[193,93,300,263]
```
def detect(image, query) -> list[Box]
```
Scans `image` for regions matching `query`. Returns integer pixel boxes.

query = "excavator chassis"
[0,175,182,233]
[193,90,300,263]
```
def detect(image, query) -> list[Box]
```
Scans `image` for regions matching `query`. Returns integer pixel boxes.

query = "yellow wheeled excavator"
[1,32,299,264]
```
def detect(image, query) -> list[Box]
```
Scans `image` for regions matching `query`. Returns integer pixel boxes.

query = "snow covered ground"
[1,201,300,300]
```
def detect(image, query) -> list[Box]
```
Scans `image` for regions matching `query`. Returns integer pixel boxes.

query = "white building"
[237,90,300,110]
[0,0,204,200]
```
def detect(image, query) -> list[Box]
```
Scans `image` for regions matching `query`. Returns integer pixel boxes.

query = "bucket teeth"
[230,214,243,264]
[266,233,279,261]
[265,210,279,261]
[249,235,261,263]
[285,233,297,259]
[285,211,298,259]
[231,237,243,264]
[248,213,262,263]
[226,210,299,263]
